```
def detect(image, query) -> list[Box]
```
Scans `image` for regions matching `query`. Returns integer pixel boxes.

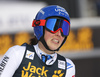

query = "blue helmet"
[33,5,70,40]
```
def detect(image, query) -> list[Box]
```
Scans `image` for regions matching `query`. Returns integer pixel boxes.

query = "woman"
[0,5,75,77]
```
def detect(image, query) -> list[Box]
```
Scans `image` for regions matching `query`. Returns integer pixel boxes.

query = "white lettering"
[55,8,69,15]
[39,10,45,15]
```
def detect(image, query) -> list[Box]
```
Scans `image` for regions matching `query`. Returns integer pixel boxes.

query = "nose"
[55,30,62,36]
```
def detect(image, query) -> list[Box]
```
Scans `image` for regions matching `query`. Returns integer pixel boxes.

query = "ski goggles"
[32,18,70,36]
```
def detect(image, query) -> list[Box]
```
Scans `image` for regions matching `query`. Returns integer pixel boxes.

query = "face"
[44,29,65,50]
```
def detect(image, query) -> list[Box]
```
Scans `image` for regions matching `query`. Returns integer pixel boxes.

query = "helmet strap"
[40,36,59,51]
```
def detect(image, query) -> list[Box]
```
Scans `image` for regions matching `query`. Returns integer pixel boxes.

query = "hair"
[29,36,38,45]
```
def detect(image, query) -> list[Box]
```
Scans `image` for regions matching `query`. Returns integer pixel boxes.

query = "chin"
[47,43,61,50]
[49,46,59,51]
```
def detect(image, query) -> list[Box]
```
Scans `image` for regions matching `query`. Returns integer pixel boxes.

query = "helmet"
[32,5,70,51]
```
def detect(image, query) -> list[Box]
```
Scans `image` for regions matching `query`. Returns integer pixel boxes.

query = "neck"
[38,41,55,54]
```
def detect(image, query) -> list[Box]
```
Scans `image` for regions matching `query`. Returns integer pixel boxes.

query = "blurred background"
[0,0,100,77]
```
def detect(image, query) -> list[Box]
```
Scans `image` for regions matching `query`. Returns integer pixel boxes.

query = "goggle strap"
[32,20,46,27]
[32,19,70,27]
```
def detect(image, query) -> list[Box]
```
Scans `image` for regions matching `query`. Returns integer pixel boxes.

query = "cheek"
[44,30,52,42]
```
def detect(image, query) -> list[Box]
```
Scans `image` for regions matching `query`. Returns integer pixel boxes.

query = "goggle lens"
[46,18,70,36]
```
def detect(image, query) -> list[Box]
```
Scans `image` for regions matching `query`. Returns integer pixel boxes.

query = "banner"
[0,1,47,34]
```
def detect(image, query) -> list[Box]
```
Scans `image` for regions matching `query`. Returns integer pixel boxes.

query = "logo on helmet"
[40,10,45,15]
[55,6,69,16]
[34,20,41,26]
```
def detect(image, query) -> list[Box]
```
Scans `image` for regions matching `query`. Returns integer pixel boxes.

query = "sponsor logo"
[52,70,64,77]
[34,20,40,26]
[25,50,34,60]
[22,62,48,77]
[55,6,69,15]
[67,62,73,69]
[58,60,65,69]
[0,55,9,75]
[22,62,65,77]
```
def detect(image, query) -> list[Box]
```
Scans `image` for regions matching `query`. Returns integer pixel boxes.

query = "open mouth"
[52,39,59,44]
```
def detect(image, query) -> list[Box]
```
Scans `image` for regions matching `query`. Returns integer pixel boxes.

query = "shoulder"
[4,45,26,67]
[66,58,75,68]
[7,45,26,55]
[66,58,75,67]
[4,45,26,63]
[9,45,26,51]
